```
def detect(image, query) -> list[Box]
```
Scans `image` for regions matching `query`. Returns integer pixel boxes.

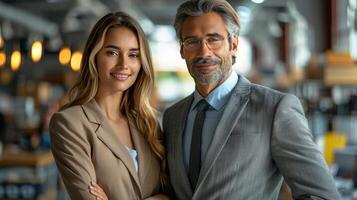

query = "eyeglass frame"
[180,33,231,52]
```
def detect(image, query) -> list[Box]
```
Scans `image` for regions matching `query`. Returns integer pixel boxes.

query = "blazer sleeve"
[49,112,97,200]
[271,94,340,200]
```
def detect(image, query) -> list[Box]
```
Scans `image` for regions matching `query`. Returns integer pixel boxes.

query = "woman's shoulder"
[50,105,84,125]
[57,105,83,117]
[49,105,92,139]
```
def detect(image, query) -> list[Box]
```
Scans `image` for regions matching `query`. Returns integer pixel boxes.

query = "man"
[162,0,340,199]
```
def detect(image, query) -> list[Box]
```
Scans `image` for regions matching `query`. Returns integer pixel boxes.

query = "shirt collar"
[191,72,238,111]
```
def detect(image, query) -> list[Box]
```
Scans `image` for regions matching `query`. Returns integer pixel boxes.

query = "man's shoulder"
[245,83,298,108]
[166,95,192,110]
[250,83,284,96]
[163,95,193,119]
[235,75,287,100]
[249,83,289,100]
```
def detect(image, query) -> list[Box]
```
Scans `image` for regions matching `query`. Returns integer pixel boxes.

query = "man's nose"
[197,40,213,57]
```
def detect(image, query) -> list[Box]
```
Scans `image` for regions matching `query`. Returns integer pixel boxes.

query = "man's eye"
[187,39,199,45]
[207,37,220,43]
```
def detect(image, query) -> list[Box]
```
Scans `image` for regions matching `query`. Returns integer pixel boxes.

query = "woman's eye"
[129,53,140,58]
[106,51,118,56]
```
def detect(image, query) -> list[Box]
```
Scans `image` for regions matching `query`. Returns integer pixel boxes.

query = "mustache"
[192,57,221,66]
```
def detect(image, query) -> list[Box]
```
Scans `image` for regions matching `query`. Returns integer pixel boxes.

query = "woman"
[49,12,168,200]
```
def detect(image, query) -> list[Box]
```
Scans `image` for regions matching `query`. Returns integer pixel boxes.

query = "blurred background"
[0,0,356,199]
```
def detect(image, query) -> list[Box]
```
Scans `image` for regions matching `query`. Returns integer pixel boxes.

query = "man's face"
[180,12,238,86]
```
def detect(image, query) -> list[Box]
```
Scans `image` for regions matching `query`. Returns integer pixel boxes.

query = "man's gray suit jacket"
[163,75,340,200]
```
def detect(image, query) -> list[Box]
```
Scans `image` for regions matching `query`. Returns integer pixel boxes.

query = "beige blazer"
[49,99,161,200]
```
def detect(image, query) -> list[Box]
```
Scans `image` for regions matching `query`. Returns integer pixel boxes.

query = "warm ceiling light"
[0,51,5,67]
[59,47,71,65]
[10,50,21,71]
[70,51,82,71]
[31,40,43,62]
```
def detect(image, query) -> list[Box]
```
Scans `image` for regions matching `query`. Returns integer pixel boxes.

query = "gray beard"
[188,62,232,86]
[193,68,224,85]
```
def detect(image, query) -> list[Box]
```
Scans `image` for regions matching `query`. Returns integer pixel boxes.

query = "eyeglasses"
[182,34,228,52]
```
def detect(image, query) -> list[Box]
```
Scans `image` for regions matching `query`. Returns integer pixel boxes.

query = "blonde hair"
[62,12,165,179]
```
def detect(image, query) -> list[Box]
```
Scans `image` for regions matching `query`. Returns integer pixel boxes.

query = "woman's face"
[96,26,141,94]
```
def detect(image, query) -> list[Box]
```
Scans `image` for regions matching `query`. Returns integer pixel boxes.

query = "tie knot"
[196,99,210,112]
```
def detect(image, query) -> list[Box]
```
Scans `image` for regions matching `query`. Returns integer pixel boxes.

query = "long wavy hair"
[62,12,166,181]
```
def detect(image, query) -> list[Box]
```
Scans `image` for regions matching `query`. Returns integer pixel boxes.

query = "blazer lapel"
[170,95,194,196]
[81,100,142,197]
[195,75,251,193]
[130,119,152,189]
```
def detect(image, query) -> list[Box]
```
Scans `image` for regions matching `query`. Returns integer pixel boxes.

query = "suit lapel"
[171,95,194,196]
[130,119,152,189]
[195,76,251,193]
[81,100,142,197]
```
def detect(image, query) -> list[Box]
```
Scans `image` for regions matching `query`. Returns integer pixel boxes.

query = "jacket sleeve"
[49,112,97,200]
[271,94,341,200]
[161,110,178,200]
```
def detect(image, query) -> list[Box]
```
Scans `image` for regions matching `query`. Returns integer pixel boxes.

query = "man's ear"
[180,45,184,59]
[231,36,238,56]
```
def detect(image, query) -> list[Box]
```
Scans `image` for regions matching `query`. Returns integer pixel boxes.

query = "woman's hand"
[89,181,108,200]
[145,194,170,200]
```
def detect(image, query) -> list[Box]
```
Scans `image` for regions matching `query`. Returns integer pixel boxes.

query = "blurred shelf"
[0,145,54,167]
[324,65,357,86]
[20,127,39,135]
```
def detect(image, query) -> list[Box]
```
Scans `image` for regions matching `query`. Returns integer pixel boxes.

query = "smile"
[110,72,131,80]
[194,64,217,72]
[192,57,221,72]
[195,63,216,68]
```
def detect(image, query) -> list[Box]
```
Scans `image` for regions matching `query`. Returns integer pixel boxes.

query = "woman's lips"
[110,72,131,81]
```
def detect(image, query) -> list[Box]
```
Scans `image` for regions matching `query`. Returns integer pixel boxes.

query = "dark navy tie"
[188,99,209,190]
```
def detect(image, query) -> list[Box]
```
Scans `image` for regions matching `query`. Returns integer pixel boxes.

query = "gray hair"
[174,0,240,41]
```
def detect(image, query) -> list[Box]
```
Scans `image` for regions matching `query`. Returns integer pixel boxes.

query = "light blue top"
[183,72,238,171]
[126,146,138,172]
